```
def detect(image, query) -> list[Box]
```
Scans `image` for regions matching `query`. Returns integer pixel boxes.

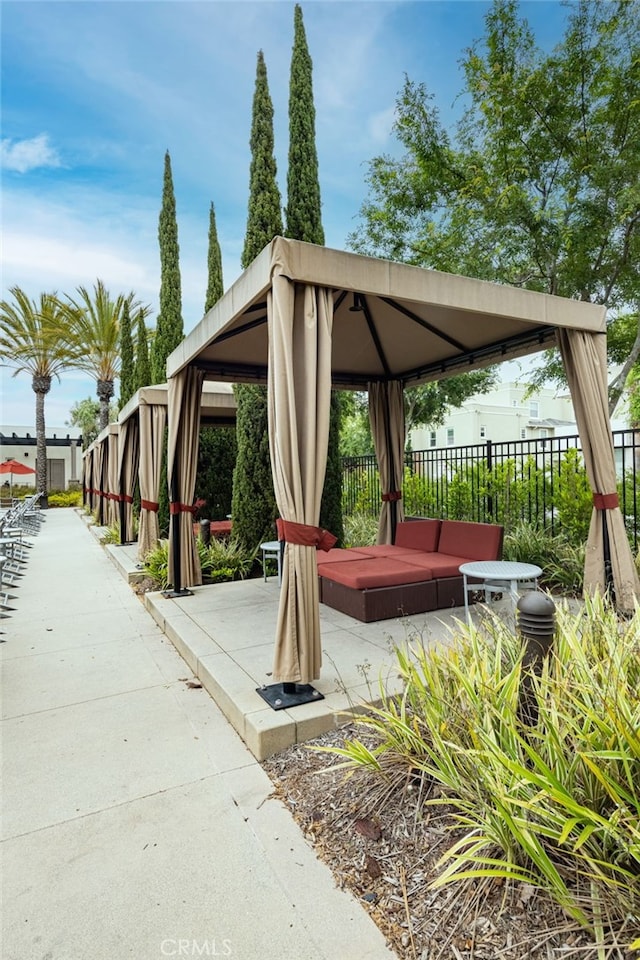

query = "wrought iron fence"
[342,430,640,550]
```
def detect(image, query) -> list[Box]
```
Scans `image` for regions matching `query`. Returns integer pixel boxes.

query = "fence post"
[486,439,493,521]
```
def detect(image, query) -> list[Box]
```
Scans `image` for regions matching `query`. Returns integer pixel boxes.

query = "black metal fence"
[342,430,640,550]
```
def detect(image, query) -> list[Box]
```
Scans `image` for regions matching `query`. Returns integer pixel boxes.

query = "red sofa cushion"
[438,520,503,561]
[394,519,441,552]
[411,552,473,578]
[209,520,232,536]
[354,544,422,559]
[321,558,433,590]
[317,547,371,564]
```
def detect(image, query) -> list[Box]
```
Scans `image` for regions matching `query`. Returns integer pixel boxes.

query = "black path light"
[516,590,557,726]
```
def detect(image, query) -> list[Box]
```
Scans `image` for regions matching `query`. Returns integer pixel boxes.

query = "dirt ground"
[262,723,637,960]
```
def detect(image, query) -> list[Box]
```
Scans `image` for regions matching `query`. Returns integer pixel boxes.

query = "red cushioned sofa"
[318,519,504,622]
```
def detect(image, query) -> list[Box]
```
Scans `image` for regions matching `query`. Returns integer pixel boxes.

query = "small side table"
[459,560,542,621]
[260,540,282,585]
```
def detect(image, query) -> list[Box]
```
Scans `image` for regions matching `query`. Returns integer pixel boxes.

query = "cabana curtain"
[368,380,406,545]
[117,417,139,543]
[107,430,119,528]
[137,403,167,560]
[557,329,639,612]
[167,366,205,590]
[268,277,334,683]
[95,440,106,526]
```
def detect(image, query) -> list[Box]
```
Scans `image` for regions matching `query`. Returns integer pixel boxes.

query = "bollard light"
[517,591,556,725]
[517,591,556,664]
[199,518,211,546]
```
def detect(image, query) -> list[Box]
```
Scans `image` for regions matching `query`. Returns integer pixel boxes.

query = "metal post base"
[161,587,194,599]
[256,682,325,711]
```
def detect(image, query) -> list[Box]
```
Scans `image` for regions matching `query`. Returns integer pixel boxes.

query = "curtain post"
[602,510,615,602]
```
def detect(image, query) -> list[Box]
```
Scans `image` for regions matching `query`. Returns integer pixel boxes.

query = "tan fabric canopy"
[167,367,205,592]
[558,329,640,611]
[137,403,166,559]
[106,427,119,528]
[117,416,138,543]
[117,382,237,560]
[165,237,636,683]
[369,380,406,545]
[268,278,333,683]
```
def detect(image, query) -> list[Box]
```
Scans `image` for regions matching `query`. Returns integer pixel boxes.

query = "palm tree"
[0,287,79,507]
[64,280,151,431]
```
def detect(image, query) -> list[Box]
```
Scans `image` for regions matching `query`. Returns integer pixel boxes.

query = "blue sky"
[1,0,570,427]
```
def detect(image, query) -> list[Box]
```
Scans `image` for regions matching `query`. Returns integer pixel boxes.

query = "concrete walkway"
[1,508,396,960]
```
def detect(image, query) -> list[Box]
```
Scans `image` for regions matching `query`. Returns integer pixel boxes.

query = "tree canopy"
[350,0,640,412]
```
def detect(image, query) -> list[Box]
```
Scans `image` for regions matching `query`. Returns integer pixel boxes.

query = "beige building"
[0,425,83,490]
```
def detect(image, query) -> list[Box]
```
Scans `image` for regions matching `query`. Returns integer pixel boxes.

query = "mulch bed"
[262,723,636,960]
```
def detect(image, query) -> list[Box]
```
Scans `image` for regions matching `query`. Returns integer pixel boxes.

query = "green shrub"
[321,595,640,951]
[141,540,170,589]
[142,536,253,591]
[99,524,121,545]
[199,536,254,582]
[554,448,593,546]
[504,521,585,596]
[343,512,378,547]
[47,489,83,508]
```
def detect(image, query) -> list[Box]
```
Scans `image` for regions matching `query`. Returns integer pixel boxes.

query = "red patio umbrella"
[0,458,37,497]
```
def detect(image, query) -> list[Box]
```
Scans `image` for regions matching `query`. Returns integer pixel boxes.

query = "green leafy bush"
[141,540,170,589]
[322,595,640,951]
[504,521,585,596]
[141,536,253,590]
[343,512,378,547]
[199,536,253,582]
[99,524,121,545]
[46,489,83,508]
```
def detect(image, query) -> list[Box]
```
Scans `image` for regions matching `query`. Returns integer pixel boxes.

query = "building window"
[539,428,548,438]
[429,431,437,448]
[446,428,455,446]
[520,428,527,440]
[529,400,539,418]
[480,425,487,438]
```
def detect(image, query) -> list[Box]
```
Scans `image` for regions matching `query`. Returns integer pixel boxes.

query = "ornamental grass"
[321,594,640,952]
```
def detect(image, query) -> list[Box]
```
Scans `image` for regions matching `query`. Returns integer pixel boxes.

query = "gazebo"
[117,381,236,556]
[164,237,639,704]
[82,423,119,528]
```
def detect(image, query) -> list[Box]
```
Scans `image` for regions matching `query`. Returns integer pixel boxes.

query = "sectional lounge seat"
[318,519,504,622]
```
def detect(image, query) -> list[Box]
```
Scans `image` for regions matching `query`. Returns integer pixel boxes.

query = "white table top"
[459,560,542,579]
[260,540,280,551]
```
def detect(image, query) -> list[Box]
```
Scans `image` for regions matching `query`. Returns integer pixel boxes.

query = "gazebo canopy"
[164,237,636,695]
[167,237,605,387]
[118,381,236,425]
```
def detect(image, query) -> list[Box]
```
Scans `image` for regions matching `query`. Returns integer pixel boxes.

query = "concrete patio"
[103,532,499,761]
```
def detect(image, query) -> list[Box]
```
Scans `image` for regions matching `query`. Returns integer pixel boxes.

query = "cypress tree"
[241,51,283,268]
[152,150,184,384]
[198,426,237,520]
[152,151,184,536]
[134,312,152,390]
[285,4,324,246]
[204,202,224,313]
[198,202,236,518]
[232,51,283,553]
[286,3,343,544]
[118,299,135,409]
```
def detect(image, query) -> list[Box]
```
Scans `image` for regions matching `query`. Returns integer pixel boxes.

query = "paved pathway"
[1,508,395,960]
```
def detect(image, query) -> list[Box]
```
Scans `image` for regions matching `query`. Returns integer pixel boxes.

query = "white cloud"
[1,134,61,173]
